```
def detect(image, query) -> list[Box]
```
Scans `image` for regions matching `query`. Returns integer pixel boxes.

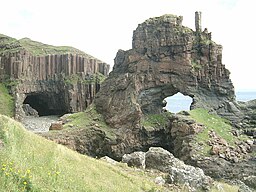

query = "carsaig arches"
[95,13,241,129]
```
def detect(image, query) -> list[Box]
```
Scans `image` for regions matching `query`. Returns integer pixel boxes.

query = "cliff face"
[0,34,109,118]
[95,13,241,129]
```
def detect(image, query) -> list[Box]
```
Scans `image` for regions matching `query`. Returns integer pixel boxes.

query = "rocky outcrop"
[95,13,241,130]
[41,126,113,158]
[239,99,256,136]
[49,121,63,130]
[0,34,109,119]
[123,147,213,191]
[22,104,39,117]
[92,11,252,160]
[167,113,256,190]
[122,151,145,168]
[168,113,205,162]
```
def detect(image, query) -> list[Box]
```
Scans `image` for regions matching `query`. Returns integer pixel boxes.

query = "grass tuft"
[0,83,14,117]
[142,112,172,130]
[63,104,116,140]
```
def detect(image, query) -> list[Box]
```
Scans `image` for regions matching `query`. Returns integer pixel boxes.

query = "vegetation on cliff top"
[0,33,96,59]
[60,105,115,139]
[19,38,94,57]
[0,83,14,117]
[63,72,106,85]
[142,112,172,131]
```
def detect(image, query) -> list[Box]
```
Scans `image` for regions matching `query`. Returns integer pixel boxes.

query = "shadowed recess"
[23,93,69,116]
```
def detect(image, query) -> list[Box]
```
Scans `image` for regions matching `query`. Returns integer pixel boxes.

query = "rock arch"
[95,13,242,129]
[138,85,194,114]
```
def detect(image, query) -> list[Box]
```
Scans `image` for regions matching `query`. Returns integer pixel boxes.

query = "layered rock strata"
[92,13,255,189]
[95,13,241,129]
[0,35,109,118]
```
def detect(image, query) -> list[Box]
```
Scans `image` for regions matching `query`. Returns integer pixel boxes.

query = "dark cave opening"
[23,93,68,116]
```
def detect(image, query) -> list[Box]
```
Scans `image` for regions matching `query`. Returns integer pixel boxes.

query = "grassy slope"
[0,115,165,192]
[19,38,93,58]
[0,34,96,59]
[62,105,116,139]
[189,108,248,156]
[0,83,14,117]
[0,113,239,192]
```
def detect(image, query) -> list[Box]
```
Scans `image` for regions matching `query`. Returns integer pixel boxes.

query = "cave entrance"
[164,92,193,113]
[23,93,69,116]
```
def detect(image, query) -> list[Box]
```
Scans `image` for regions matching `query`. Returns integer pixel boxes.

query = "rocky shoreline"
[22,115,59,132]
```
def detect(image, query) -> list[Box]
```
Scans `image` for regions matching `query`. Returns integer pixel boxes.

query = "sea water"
[165,91,256,113]
[236,91,256,102]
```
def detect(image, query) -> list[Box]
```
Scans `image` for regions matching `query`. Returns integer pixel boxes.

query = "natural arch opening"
[164,92,193,113]
[23,93,69,116]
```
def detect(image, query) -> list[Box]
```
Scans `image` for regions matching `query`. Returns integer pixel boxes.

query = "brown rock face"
[95,13,240,129]
[49,121,63,130]
[0,35,109,118]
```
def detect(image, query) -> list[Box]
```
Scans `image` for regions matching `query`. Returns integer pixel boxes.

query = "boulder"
[145,147,213,191]
[100,156,118,165]
[22,104,39,117]
[154,176,165,185]
[122,151,145,169]
[243,176,256,190]
[210,145,222,155]
[145,147,183,171]
[168,164,212,191]
[49,121,63,130]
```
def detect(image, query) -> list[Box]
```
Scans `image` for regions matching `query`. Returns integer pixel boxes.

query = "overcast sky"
[1,0,255,91]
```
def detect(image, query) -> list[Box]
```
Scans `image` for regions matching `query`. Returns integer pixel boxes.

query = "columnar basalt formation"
[95,13,242,129]
[0,51,108,80]
[195,11,202,32]
[0,35,109,118]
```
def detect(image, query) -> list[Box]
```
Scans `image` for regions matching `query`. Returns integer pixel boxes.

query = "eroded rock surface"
[0,35,110,119]
[121,147,213,191]
[168,113,256,190]
[146,147,213,191]
[239,99,256,136]
[122,151,145,169]
[95,13,241,130]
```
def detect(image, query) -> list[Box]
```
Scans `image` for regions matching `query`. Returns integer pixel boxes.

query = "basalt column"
[0,36,110,118]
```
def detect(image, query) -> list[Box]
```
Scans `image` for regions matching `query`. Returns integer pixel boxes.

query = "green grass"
[64,73,106,85]
[189,108,248,156]
[142,112,172,130]
[19,38,92,57]
[210,182,239,192]
[191,60,202,72]
[0,34,21,54]
[0,33,95,58]
[63,105,115,139]
[0,115,167,192]
[0,83,14,117]
[0,114,239,192]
